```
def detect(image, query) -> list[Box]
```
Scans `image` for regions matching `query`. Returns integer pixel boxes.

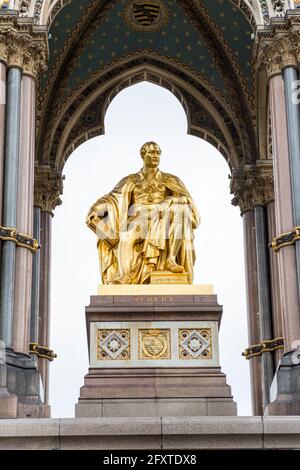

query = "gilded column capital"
[231,162,274,214]
[34,165,63,215]
[0,14,48,78]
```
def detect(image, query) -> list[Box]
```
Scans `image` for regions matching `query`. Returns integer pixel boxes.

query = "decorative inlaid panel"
[139,328,170,360]
[90,321,219,368]
[179,328,212,360]
[97,329,130,360]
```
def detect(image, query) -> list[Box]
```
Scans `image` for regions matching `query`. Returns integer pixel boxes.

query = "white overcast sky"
[50,82,251,417]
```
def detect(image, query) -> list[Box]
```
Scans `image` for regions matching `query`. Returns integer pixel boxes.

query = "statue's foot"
[166,257,184,273]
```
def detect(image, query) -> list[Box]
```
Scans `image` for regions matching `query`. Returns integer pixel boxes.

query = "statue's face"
[142,143,161,168]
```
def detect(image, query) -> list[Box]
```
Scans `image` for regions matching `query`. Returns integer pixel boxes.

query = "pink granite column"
[266,200,283,365]
[38,211,52,404]
[269,75,300,351]
[243,209,263,416]
[0,62,6,238]
[13,75,35,354]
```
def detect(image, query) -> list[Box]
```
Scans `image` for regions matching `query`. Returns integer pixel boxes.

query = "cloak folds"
[86,170,200,284]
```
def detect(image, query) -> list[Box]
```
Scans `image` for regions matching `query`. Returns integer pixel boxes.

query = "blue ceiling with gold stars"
[201,0,253,88]
[43,0,254,98]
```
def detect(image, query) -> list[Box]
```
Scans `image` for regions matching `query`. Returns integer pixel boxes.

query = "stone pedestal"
[75,287,237,417]
[0,349,50,419]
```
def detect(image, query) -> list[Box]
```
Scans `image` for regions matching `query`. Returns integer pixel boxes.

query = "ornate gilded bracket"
[0,226,39,253]
[270,227,300,252]
[242,337,284,360]
[29,343,57,361]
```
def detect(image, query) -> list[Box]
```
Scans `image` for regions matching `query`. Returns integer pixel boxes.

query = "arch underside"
[41,56,245,171]
[37,0,265,28]
[37,0,259,174]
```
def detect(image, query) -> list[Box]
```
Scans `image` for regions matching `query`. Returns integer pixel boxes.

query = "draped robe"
[86,169,200,284]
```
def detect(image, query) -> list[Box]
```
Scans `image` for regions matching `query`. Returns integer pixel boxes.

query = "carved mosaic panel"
[97,329,130,360]
[179,328,212,360]
[139,329,170,360]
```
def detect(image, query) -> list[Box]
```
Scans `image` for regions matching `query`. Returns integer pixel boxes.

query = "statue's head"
[140,142,161,168]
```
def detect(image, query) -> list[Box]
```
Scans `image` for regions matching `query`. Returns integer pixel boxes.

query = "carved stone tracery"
[37,53,243,175]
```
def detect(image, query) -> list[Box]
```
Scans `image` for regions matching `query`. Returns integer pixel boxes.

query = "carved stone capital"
[290,28,300,64]
[34,165,63,214]
[256,35,297,78]
[0,14,48,78]
[255,13,300,79]
[231,166,256,214]
[231,162,274,214]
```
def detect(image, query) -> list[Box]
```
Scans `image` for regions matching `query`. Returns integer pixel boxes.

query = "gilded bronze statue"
[86,142,200,284]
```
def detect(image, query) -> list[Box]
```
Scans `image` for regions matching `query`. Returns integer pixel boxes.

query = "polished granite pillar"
[0,62,5,239]
[30,207,41,345]
[269,74,300,351]
[242,209,263,416]
[0,67,21,348]
[38,211,52,405]
[267,74,300,414]
[254,205,275,408]
[283,66,300,295]
[266,201,283,366]
[13,76,35,354]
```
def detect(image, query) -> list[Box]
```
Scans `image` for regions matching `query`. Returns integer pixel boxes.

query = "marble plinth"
[97,283,214,295]
[75,289,236,417]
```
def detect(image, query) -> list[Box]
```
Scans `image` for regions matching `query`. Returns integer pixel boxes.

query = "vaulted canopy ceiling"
[38,0,257,170]
[42,0,254,97]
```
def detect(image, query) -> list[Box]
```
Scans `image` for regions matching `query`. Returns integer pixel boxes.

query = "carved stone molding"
[18,0,31,17]
[271,0,286,18]
[34,165,63,214]
[231,161,274,213]
[0,14,48,78]
[33,0,43,24]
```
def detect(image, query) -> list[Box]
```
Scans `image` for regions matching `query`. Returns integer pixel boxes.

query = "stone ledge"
[0,416,299,449]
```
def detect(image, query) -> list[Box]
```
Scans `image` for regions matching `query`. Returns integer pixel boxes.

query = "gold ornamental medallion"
[124,0,169,32]
[139,329,170,359]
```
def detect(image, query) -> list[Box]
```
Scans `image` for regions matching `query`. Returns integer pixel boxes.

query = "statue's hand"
[86,212,98,231]
[86,202,109,232]
[94,201,109,219]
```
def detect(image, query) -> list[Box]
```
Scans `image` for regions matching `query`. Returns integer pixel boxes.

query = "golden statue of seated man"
[86,142,200,284]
